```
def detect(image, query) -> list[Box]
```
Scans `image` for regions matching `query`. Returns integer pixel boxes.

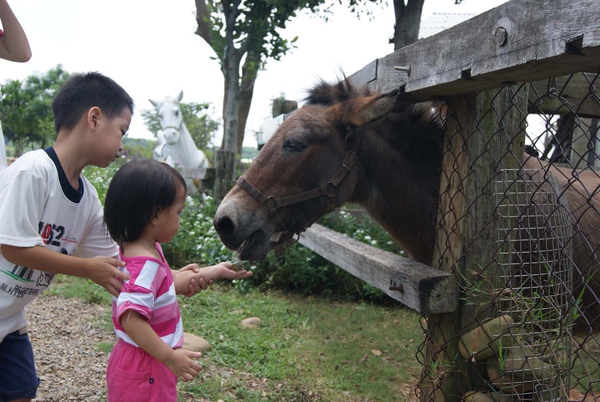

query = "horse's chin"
[236,230,272,261]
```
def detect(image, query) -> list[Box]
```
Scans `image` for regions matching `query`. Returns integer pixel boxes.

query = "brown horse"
[213,79,599,331]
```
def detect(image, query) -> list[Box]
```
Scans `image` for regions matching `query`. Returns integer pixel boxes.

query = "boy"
[0,72,133,402]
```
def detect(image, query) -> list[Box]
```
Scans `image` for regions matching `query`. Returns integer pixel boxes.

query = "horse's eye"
[175,111,179,117]
[283,139,306,153]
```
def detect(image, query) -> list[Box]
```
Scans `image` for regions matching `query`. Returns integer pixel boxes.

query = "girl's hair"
[104,159,187,243]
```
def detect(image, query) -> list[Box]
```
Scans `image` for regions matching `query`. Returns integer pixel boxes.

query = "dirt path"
[28,294,112,401]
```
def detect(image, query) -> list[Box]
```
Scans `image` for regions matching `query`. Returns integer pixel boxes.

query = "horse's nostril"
[215,216,235,238]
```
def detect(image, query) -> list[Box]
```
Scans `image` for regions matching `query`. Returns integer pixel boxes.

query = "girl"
[104,159,252,402]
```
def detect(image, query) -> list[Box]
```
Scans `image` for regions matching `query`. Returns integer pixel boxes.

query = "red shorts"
[106,339,177,402]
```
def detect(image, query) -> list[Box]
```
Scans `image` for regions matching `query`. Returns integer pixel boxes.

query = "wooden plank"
[350,0,600,99]
[298,223,458,314]
[422,87,528,402]
[213,150,236,201]
[529,74,600,117]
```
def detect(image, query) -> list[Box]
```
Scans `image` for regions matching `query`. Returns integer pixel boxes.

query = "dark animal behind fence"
[213,78,600,333]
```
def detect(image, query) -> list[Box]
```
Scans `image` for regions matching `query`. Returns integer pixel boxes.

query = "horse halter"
[159,105,183,133]
[236,128,361,245]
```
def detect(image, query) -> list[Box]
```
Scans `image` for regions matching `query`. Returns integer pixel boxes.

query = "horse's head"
[214,79,398,260]
[149,91,184,146]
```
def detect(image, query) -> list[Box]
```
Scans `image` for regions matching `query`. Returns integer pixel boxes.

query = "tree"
[141,101,220,150]
[390,0,464,49]
[195,0,324,154]
[194,0,461,155]
[0,65,69,156]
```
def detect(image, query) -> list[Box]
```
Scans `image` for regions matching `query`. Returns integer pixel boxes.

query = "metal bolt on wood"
[389,284,405,293]
[394,65,411,76]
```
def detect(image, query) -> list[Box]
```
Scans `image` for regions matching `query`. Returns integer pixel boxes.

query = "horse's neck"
[169,124,202,168]
[350,129,442,264]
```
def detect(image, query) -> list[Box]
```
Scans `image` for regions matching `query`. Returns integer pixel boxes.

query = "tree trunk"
[222,73,240,153]
[221,37,241,153]
[391,0,425,50]
[236,52,259,154]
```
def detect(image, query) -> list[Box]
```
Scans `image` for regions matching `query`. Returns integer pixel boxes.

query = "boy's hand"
[86,256,128,297]
[164,349,202,382]
[177,264,211,297]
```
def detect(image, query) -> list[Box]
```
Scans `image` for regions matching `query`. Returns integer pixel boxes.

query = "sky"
[1,0,509,147]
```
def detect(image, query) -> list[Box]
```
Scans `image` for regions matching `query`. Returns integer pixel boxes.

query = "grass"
[48,275,422,401]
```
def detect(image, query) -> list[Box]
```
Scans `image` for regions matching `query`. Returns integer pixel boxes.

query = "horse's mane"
[305,78,443,131]
[305,78,368,105]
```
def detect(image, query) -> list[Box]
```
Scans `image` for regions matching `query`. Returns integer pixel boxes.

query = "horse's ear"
[149,99,158,107]
[177,91,184,102]
[344,90,398,127]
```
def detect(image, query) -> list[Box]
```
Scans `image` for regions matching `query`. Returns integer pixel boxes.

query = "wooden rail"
[298,224,458,314]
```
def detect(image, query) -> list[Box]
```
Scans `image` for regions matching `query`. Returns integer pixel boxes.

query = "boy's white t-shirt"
[0,148,118,340]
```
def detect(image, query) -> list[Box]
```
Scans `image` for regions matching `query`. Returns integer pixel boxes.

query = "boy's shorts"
[0,328,40,401]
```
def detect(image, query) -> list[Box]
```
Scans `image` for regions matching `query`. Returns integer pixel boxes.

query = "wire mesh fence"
[417,72,600,402]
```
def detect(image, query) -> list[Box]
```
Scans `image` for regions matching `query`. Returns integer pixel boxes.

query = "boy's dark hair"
[52,71,135,134]
[104,159,187,243]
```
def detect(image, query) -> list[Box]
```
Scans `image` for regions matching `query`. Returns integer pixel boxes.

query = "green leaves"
[0,65,70,155]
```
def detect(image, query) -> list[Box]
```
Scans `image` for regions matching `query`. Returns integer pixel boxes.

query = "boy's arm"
[173,264,210,296]
[120,310,201,382]
[0,0,32,62]
[1,244,127,297]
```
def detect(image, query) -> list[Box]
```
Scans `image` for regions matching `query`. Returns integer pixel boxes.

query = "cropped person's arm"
[1,244,127,296]
[0,0,32,62]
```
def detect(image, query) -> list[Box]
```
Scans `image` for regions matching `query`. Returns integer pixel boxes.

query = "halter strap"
[161,123,182,131]
[236,130,361,244]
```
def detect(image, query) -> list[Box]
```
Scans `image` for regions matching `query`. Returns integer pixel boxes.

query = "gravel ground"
[28,294,113,401]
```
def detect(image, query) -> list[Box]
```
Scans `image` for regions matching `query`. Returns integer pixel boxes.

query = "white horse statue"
[149,91,210,195]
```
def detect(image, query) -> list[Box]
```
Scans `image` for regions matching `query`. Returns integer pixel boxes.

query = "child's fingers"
[183,350,202,359]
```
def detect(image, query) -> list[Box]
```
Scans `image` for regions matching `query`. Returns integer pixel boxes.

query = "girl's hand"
[164,349,202,382]
[217,262,253,280]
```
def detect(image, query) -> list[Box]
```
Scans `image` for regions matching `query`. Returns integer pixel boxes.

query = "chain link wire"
[416,73,600,402]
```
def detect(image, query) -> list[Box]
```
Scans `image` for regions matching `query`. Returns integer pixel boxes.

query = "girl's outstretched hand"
[217,261,253,280]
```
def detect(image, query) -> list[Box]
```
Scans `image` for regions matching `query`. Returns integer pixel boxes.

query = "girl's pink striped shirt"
[112,243,183,349]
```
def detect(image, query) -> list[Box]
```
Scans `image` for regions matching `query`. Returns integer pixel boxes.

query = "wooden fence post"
[421,86,527,402]
[213,149,236,202]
